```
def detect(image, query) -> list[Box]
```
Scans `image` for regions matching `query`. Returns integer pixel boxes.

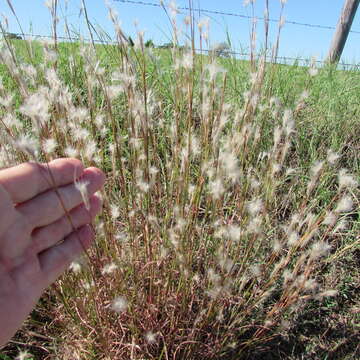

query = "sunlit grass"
[0,1,359,359]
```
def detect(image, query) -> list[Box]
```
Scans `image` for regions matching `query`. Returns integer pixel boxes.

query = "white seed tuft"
[338,169,358,190]
[326,149,340,164]
[111,296,128,313]
[310,241,331,259]
[209,178,225,200]
[75,180,90,210]
[322,212,337,226]
[335,195,353,213]
[101,262,118,275]
[110,204,120,219]
[287,231,299,247]
[43,138,57,154]
[247,198,263,216]
[69,262,82,273]
[145,331,157,344]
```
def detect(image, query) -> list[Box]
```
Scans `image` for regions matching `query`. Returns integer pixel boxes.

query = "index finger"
[0,158,84,203]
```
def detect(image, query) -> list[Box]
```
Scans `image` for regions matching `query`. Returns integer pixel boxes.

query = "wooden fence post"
[327,0,360,64]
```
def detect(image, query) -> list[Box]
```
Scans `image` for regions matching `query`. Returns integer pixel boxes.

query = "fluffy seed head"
[43,138,57,154]
[19,90,50,131]
[304,278,318,292]
[282,109,294,135]
[64,146,79,158]
[322,211,337,226]
[287,231,299,247]
[338,169,358,190]
[247,216,262,234]
[209,178,225,200]
[247,198,263,216]
[145,331,157,344]
[273,240,282,253]
[69,262,81,273]
[333,219,348,233]
[15,350,32,360]
[310,160,324,178]
[243,0,256,6]
[101,262,118,275]
[318,290,338,298]
[279,15,286,28]
[310,241,331,259]
[75,180,90,210]
[206,62,225,81]
[282,269,294,285]
[198,17,210,31]
[327,149,340,164]
[335,195,353,213]
[227,225,241,242]
[111,296,128,313]
[110,204,120,219]
[308,67,318,77]
[15,135,38,158]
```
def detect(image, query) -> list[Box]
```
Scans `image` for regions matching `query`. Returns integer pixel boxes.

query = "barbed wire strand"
[114,0,360,34]
[8,31,360,69]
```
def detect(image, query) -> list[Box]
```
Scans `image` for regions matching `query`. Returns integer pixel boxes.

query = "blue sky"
[1,0,360,64]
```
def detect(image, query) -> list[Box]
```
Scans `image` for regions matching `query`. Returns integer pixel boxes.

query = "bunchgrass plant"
[0,1,359,359]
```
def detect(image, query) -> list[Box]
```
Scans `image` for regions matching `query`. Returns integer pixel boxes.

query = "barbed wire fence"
[115,0,360,34]
[4,0,360,70]
[113,0,360,69]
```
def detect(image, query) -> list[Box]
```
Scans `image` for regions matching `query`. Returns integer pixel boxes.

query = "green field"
[0,33,359,359]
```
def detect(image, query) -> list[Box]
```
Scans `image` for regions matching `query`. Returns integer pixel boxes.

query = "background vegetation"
[0,2,359,359]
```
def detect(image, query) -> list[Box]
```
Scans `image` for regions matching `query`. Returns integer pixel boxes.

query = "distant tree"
[211,42,231,58]
[127,36,135,47]
[4,32,22,40]
[145,39,155,48]
[177,45,186,52]
[158,42,173,49]
[157,42,187,51]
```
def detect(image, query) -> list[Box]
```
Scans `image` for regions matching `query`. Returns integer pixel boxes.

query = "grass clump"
[0,1,359,359]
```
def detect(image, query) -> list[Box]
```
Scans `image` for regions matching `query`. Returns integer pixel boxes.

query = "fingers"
[0,158,84,204]
[0,212,32,262]
[32,195,102,254]
[0,185,18,234]
[17,167,105,229]
[38,225,94,286]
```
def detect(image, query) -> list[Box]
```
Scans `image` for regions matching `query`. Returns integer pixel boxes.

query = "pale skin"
[0,158,105,347]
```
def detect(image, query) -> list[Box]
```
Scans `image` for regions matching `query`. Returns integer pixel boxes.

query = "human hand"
[0,158,105,347]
